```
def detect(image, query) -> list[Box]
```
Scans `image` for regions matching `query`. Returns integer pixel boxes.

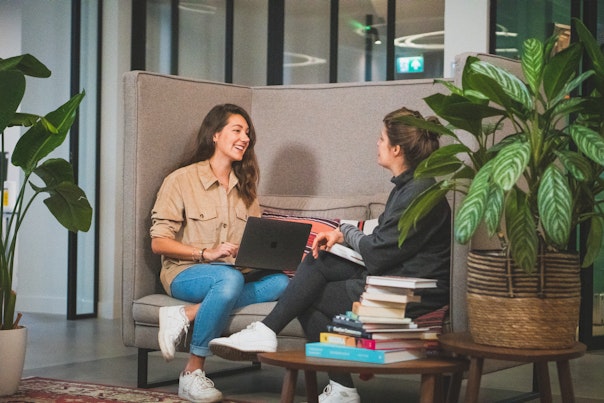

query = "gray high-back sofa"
[121,52,522,388]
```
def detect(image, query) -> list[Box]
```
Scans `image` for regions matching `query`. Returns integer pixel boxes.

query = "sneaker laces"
[171,310,190,345]
[190,371,215,392]
[322,384,333,396]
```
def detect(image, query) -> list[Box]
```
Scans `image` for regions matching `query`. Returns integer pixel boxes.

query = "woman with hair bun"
[210,107,451,403]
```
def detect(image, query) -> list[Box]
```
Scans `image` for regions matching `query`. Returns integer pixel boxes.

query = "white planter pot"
[0,326,27,396]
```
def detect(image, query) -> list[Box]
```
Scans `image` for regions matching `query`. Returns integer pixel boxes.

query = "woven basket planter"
[466,249,580,349]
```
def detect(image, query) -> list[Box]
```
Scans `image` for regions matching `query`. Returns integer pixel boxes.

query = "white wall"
[97,0,131,318]
[443,0,490,77]
[3,0,72,315]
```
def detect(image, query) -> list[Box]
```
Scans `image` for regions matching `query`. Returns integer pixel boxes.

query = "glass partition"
[283,0,330,85]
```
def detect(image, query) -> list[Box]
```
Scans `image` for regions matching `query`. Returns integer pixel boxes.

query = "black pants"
[263,251,365,388]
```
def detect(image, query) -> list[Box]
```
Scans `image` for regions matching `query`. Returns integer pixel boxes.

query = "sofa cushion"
[260,195,372,220]
[340,218,379,235]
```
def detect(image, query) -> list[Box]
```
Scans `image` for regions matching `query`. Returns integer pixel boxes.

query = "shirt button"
[223,223,227,228]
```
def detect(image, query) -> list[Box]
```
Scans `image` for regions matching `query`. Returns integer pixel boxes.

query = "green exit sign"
[396,56,424,74]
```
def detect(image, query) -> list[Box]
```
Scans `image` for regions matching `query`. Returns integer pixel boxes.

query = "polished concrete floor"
[19,312,604,402]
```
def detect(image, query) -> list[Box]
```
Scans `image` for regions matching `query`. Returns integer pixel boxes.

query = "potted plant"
[0,54,92,395]
[397,19,604,349]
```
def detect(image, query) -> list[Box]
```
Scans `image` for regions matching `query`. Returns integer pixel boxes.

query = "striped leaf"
[398,182,452,246]
[470,60,533,109]
[538,165,572,249]
[521,38,543,95]
[454,162,493,244]
[505,190,538,273]
[570,124,604,165]
[484,185,504,236]
[415,144,469,178]
[543,43,582,102]
[492,141,530,191]
[556,150,592,182]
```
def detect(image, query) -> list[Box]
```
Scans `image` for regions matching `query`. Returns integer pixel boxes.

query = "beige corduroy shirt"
[150,160,261,295]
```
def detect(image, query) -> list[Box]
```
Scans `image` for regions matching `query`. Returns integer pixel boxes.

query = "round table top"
[257,350,468,375]
[439,332,586,362]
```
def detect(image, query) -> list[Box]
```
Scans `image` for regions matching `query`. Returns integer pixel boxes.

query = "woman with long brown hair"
[151,104,289,403]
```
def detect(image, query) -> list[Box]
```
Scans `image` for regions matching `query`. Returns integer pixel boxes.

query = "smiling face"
[212,113,250,162]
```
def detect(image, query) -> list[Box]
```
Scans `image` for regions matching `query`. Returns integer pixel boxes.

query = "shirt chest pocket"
[186,206,219,243]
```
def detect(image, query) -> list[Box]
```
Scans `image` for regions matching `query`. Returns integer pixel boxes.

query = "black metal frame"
[136,348,261,388]
[67,0,101,320]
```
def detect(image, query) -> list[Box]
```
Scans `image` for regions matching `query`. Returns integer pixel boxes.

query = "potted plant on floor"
[0,54,92,395]
[397,19,604,349]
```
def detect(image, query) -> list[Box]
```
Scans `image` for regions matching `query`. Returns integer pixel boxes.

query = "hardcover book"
[364,284,416,295]
[365,276,437,289]
[357,338,436,350]
[360,291,421,304]
[351,301,406,319]
[305,342,426,364]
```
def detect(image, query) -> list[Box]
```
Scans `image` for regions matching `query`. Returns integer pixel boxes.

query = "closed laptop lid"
[235,217,311,271]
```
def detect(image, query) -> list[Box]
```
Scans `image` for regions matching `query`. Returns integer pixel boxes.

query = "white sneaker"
[178,369,223,403]
[158,305,189,361]
[318,380,361,403]
[209,321,277,361]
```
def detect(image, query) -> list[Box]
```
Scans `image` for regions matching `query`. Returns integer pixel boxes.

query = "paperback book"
[327,243,365,266]
[305,342,426,364]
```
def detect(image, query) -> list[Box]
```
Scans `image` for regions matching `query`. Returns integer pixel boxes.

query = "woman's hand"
[151,238,239,262]
[204,242,239,261]
[311,229,344,258]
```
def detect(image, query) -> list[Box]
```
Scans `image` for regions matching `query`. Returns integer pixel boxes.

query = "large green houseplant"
[0,54,92,395]
[0,54,92,330]
[397,19,604,348]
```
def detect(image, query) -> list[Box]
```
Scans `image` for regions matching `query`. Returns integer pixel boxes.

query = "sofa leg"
[137,348,262,389]
[138,348,179,388]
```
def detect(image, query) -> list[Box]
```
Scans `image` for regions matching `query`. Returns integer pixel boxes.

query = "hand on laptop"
[205,242,240,261]
[311,229,344,258]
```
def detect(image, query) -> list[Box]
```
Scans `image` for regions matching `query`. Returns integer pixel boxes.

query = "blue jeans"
[170,264,289,357]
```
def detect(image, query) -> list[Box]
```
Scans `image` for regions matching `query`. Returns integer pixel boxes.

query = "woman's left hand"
[311,229,344,258]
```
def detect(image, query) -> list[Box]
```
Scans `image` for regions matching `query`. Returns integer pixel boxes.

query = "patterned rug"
[0,377,195,402]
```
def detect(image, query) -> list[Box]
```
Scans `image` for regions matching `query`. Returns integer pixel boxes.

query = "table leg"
[280,368,298,403]
[419,374,438,403]
[464,357,484,403]
[304,370,319,403]
[535,361,552,403]
[556,360,575,403]
[446,371,463,403]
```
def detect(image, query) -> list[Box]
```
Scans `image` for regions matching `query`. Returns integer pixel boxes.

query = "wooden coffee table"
[257,350,469,403]
[439,332,586,403]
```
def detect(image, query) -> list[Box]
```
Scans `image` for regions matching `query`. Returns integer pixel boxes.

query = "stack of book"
[305,275,440,364]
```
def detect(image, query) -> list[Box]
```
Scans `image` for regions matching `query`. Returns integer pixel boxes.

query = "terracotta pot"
[466,250,580,349]
[0,326,27,396]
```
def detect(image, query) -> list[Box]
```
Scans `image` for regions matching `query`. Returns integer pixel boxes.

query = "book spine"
[305,342,386,364]
[332,314,363,329]
[326,325,371,338]
[320,332,356,347]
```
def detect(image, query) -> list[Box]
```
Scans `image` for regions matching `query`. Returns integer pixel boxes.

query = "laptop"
[234,216,311,271]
